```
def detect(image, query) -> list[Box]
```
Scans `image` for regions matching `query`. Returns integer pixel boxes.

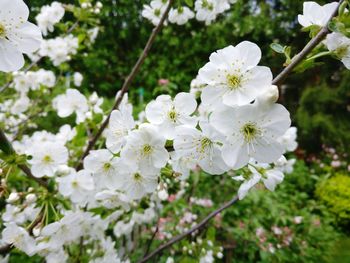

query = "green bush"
[316,173,350,226]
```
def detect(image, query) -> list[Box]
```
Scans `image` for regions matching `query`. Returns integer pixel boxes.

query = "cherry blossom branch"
[139,2,345,262]
[0,129,48,188]
[272,0,344,86]
[75,0,174,170]
[139,196,239,263]
[0,21,79,93]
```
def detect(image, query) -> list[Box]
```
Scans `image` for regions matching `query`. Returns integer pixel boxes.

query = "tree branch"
[75,0,174,170]
[0,129,48,188]
[138,196,239,263]
[272,0,344,86]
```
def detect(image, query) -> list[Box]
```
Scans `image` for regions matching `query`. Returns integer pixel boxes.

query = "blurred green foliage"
[316,173,350,226]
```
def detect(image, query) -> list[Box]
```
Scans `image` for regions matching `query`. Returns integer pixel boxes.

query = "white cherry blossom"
[121,124,169,172]
[199,41,273,107]
[145,92,197,139]
[210,103,291,169]
[0,0,42,72]
[298,1,338,28]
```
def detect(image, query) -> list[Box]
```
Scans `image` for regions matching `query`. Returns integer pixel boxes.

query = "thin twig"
[75,0,174,170]
[272,0,344,85]
[0,129,48,188]
[138,196,239,263]
[143,224,159,257]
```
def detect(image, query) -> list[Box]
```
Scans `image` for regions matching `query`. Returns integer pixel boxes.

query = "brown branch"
[75,0,174,170]
[139,196,239,263]
[272,0,344,86]
[0,129,48,188]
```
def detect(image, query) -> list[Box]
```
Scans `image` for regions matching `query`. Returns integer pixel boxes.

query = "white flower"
[10,95,30,115]
[53,89,89,124]
[84,149,122,190]
[2,223,37,256]
[35,1,65,36]
[298,1,338,28]
[324,32,350,69]
[174,122,229,174]
[142,0,168,26]
[119,163,159,200]
[233,162,284,199]
[169,7,195,25]
[121,124,169,172]
[28,142,68,178]
[277,126,298,153]
[0,0,42,72]
[210,103,291,169]
[145,92,197,139]
[2,204,25,224]
[275,155,296,174]
[95,190,130,209]
[57,170,94,204]
[73,72,83,87]
[199,41,273,107]
[40,212,84,248]
[105,105,135,153]
[39,35,78,66]
[195,0,218,25]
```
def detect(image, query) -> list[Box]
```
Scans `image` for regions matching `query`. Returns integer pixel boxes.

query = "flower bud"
[25,193,37,204]
[8,192,20,203]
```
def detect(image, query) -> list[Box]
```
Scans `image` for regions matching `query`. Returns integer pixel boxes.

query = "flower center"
[226,74,242,89]
[42,155,53,164]
[240,122,261,143]
[335,45,349,58]
[154,9,161,17]
[202,0,214,10]
[200,137,212,153]
[167,109,178,122]
[71,180,79,188]
[133,173,142,181]
[142,144,153,156]
[0,24,6,38]
[103,162,112,171]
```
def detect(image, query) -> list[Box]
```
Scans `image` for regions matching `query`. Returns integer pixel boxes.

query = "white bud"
[158,189,169,201]
[25,194,37,204]
[217,252,223,259]
[81,3,88,8]
[96,2,103,8]
[32,226,42,237]
[85,111,93,119]
[256,85,279,109]
[8,192,20,203]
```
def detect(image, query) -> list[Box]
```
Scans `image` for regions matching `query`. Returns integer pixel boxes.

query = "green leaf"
[270,43,284,53]
[184,0,193,7]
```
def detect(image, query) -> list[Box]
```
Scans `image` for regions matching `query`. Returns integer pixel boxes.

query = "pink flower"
[168,194,176,202]
[158,79,169,85]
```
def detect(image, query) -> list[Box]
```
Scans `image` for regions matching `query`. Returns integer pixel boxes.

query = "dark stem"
[75,0,174,170]
[138,196,239,263]
[0,129,48,188]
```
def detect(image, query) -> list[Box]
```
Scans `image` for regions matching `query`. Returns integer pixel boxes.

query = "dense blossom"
[1,0,348,261]
[0,0,42,72]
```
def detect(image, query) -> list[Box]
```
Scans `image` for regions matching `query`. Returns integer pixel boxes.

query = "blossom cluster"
[1,0,349,262]
[142,0,236,26]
